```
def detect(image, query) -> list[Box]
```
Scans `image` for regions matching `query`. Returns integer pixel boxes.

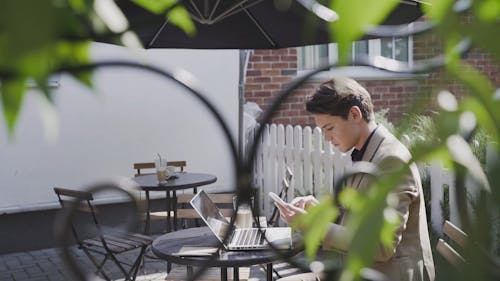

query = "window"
[298,36,414,78]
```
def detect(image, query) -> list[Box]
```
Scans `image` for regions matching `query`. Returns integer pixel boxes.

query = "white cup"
[165,166,176,179]
[155,156,167,183]
[235,204,253,228]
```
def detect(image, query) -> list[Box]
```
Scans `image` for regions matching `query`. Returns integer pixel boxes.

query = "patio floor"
[0,246,272,281]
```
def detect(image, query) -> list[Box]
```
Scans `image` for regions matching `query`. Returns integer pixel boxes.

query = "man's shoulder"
[372,126,412,163]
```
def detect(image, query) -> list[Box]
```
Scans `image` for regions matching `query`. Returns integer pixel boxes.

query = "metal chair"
[133,161,187,176]
[267,166,293,227]
[133,161,187,233]
[54,187,153,281]
[175,192,234,229]
[436,220,468,268]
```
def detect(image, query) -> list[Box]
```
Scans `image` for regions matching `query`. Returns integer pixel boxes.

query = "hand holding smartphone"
[269,192,287,206]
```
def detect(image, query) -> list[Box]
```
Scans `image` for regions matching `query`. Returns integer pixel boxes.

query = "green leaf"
[460,97,499,141]
[338,167,409,281]
[423,0,455,22]
[68,0,87,13]
[379,208,401,247]
[55,41,93,89]
[330,0,399,64]
[339,188,363,211]
[132,0,177,14]
[446,60,500,139]
[447,135,491,192]
[291,196,338,260]
[168,6,196,36]
[476,0,500,22]
[34,76,53,102]
[75,71,94,89]
[464,22,500,63]
[1,77,26,136]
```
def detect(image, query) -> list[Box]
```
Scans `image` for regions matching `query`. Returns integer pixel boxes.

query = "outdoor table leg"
[187,265,193,279]
[267,263,273,281]
[233,266,239,281]
[173,190,178,230]
[166,190,171,232]
[220,267,228,281]
[144,191,151,234]
[194,187,200,227]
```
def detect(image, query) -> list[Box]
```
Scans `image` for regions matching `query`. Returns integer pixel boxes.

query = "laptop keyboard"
[234,228,266,246]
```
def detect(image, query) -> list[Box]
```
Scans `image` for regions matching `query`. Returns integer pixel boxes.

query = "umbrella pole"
[238,50,251,161]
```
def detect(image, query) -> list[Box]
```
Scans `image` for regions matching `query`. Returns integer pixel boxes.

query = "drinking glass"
[155,155,167,183]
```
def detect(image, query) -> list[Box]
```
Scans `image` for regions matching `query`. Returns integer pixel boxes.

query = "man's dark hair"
[305,77,374,122]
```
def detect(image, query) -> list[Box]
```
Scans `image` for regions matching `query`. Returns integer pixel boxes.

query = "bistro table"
[152,226,299,281]
[133,172,217,233]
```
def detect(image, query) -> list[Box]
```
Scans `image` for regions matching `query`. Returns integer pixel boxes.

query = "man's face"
[313,111,361,153]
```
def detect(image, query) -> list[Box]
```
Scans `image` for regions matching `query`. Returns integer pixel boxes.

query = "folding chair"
[54,187,153,281]
[133,161,187,233]
[174,192,234,229]
[436,220,468,268]
[264,167,302,279]
[133,161,187,176]
[268,166,293,227]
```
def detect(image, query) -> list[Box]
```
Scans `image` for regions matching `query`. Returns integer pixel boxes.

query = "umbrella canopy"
[116,0,424,49]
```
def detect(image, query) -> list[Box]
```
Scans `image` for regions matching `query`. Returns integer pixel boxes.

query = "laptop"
[190,190,292,250]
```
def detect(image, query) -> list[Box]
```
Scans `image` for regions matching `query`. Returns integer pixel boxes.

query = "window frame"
[297,28,423,80]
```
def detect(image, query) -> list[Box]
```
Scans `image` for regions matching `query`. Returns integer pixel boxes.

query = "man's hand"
[290,195,319,209]
[274,202,307,225]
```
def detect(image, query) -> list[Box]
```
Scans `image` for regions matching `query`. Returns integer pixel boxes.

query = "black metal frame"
[54,185,152,281]
[48,1,500,279]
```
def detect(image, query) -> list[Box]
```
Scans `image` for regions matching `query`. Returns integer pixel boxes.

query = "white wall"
[0,43,239,212]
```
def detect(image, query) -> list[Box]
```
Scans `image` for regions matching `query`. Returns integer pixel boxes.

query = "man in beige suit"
[275,77,435,281]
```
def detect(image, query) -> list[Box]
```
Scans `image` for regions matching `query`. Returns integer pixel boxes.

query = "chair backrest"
[54,187,99,244]
[436,220,468,268]
[176,192,234,218]
[133,161,187,176]
[267,167,293,227]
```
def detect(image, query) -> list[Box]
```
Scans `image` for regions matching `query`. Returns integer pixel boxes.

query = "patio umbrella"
[112,0,424,154]
[115,0,424,49]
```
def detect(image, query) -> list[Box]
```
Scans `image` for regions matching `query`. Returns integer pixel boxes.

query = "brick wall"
[244,31,499,127]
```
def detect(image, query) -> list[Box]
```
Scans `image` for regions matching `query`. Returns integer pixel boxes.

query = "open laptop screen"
[190,190,230,241]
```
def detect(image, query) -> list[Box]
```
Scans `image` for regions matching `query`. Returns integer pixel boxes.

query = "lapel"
[348,125,387,190]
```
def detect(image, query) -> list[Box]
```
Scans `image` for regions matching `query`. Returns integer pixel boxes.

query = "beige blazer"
[323,125,435,281]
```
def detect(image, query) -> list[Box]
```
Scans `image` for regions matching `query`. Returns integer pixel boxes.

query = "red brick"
[280,56,297,62]
[255,91,273,98]
[272,62,288,68]
[264,84,280,90]
[272,76,291,83]
[262,69,280,76]
[250,56,262,62]
[245,84,262,91]
[246,70,261,76]
[253,62,271,69]
[254,77,271,83]
[263,55,280,61]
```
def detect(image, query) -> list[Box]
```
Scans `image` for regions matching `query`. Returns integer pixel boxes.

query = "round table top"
[133,172,217,191]
[151,227,295,268]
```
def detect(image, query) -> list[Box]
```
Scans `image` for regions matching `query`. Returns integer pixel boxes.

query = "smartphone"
[269,192,287,206]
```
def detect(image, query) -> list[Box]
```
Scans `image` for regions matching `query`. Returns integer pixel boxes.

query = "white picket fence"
[249,124,351,216]
[248,123,492,234]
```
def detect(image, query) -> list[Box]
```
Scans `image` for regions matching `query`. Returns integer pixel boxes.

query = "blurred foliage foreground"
[1,0,499,281]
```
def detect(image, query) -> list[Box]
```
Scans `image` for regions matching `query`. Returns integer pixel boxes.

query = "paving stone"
[22,277,48,281]
[5,260,21,270]
[10,270,29,280]
[24,266,43,276]
[35,261,53,271]
[0,271,14,280]
[1,245,271,281]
